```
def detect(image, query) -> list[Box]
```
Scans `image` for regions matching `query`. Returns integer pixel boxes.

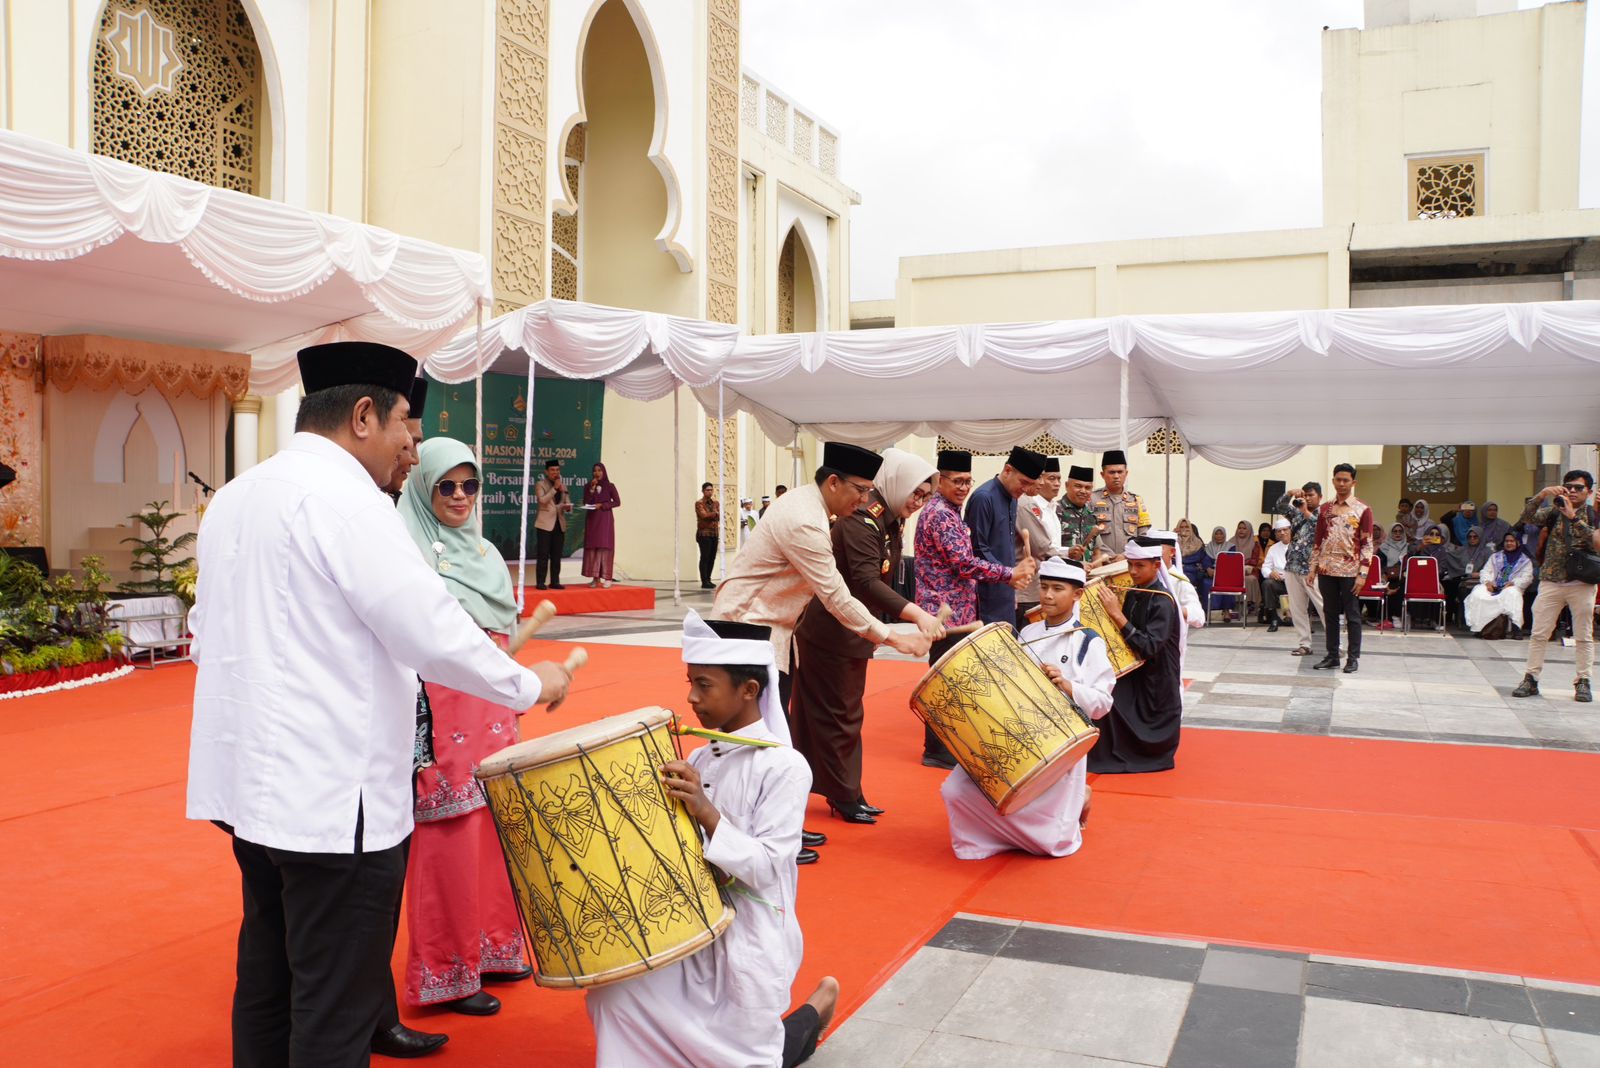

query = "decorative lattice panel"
[1412,154,1482,220]
[936,433,1072,458]
[93,0,262,194]
[1404,445,1461,496]
[1146,427,1184,455]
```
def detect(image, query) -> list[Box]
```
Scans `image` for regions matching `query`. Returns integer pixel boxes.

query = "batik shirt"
[1310,494,1374,580]
[1056,498,1102,559]
[914,492,1013,627]
[1275,492,1317,576]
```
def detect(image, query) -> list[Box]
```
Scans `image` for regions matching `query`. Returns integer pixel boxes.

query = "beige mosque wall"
[365,0,493,255]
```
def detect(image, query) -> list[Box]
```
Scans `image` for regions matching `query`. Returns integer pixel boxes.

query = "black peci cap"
[1006,446,1046,480]
[704,619,773,642]
[822,441,883,480]
[1043,457,1061,474]
[1101,449,1128,468]
[297,342,418,397]
[1067,464,1094,482]
[936,449,972,473]
[407,377,429,415]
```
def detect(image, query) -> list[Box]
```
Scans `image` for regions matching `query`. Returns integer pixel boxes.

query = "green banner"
[421,374,605,561]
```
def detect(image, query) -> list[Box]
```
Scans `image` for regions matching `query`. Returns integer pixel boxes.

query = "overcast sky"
[741,0,1600,302]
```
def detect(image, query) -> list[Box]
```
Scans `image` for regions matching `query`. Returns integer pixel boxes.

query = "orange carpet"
[517,584,655,616]
[4,641,1600,1065]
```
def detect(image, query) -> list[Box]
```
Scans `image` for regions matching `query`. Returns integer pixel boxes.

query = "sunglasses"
[435,478,481,498]
[1565,483,1589,492]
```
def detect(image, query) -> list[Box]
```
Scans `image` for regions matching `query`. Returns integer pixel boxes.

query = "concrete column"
[232,395,263,476]
[274,387,300,455]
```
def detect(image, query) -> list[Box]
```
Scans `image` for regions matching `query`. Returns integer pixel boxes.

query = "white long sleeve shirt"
[1262,541,1290,581]
[186,433,542,854]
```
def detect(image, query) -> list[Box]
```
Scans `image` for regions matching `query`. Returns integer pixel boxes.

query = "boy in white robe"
[940,558,1116,860]
[585,612,839,1068]
[1149,528,1205,664]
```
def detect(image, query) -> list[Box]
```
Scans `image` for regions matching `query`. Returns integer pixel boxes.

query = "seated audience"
[1463,531,1534,639]
[1259,517,1291,632]
[1176,519,1211,604]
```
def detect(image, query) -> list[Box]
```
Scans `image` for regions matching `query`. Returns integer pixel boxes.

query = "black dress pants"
[230,830,407,1068]
[697,534,718,586]
[1317,574,1361,659]
[535,526,563,586]
[372,836,410,1037]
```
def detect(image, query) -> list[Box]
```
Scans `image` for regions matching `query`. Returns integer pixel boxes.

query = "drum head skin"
[476,707,671,781]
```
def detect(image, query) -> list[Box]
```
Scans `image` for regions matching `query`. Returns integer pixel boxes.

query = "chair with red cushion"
[1206,551,1248,626]
[1402,557,1446,635]
[1357,557,1387,624]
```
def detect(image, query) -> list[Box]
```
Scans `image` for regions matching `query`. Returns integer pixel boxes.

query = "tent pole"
[1164,419,1172,529]
[718,380,727,581]
[1184,449,1192,524]
[673,386,682,607]
[1119,359,1129,456]
[474,303,485,523]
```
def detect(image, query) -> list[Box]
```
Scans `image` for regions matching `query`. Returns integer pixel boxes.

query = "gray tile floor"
[535,584,1600,753]
[810,915,1600,1068]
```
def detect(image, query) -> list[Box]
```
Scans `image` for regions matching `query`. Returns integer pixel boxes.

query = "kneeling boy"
[940,558,1115,859]
[585,611,838,1067]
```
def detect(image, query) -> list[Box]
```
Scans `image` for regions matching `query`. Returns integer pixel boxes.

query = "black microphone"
[188,471,216,495]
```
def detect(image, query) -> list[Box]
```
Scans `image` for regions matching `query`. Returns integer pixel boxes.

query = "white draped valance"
[0,129,491,391]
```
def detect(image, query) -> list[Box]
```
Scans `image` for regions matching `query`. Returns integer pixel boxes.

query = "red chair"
[1401,557,1446,634]
[1206,551,1248,626]
[1357,558,1387,624]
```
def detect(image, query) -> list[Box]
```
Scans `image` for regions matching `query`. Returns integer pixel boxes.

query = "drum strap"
[1075,629,1101,665]
[671,724,780,749]
[721,878,783,914]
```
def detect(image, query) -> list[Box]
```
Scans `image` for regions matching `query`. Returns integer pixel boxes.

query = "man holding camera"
[1275,482,1326,656]
[1512,471,1598,703]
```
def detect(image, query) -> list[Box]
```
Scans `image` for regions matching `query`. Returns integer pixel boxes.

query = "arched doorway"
[576,0,690,313]
[91,0,268,195]
[778,227,819,334]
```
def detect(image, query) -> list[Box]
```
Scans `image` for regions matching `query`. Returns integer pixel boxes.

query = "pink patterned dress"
[405,632,527,1006]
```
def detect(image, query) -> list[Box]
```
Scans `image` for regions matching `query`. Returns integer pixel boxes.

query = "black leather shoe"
[1342,658,1359,674]
[827,799,877,824]
[1267,621,1280,633]
[1578,679,1593,703]
[1511,673,1540,698]
[446,991,500,1016]
[856,797,885,816]
[801,830,827,848]
[796,847,820,865]
[921,753,958,770]
[550,583,565,590]
[372,1024,449,1059]
[1312,655,1340,670]
[482,964,534,984]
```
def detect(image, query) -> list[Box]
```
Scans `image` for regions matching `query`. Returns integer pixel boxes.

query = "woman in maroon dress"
[582,461,621,587]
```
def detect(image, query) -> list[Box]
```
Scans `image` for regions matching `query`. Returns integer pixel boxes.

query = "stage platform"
[517,583,655,616]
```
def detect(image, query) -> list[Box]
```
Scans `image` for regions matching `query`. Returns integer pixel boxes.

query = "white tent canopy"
[0,129,490,391]
[441,298,1600,470]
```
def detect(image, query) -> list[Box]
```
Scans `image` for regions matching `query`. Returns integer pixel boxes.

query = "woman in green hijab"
[396,437,531,1014]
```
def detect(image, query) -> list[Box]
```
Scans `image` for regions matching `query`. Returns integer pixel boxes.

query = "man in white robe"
[940,559,1115,860]
[586,612,838,1067]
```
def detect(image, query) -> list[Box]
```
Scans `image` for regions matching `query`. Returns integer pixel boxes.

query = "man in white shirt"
[187,342,573,1067]
[1260,517,1293,633]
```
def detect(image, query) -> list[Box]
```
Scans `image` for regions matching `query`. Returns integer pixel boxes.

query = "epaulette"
[866,500,885,519]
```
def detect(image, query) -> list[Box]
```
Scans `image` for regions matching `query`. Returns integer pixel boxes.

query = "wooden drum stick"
[508,599,558,656]
[563,647,589,675]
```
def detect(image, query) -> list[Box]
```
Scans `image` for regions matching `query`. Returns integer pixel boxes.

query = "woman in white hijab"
[791,448,940,825]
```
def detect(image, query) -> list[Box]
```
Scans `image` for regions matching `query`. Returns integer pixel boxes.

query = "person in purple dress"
[582,461,621,588]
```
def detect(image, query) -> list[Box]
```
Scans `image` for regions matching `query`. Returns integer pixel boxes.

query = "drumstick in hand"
[508,599,558,656]
[546,647,588,712]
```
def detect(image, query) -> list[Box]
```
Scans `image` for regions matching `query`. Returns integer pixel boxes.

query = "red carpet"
[5,641,1600,1065]
[518,584,655,616]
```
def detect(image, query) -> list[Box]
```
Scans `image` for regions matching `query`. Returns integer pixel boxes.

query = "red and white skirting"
[0,659,134,701]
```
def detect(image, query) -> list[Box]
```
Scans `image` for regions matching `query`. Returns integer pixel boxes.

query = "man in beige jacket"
[534,458,571,589]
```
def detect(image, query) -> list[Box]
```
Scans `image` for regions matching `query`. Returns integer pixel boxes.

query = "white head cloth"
[680,610,790,746]
[1125,541,1164,560]
[1146,529,1179,546]
[1038,557,1087,585]
[1272,516,1291,531]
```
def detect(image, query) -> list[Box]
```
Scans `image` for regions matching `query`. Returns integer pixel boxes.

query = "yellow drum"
[1080,560,1144,677]
[474,707,733,989]
[910,623,1098,814]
